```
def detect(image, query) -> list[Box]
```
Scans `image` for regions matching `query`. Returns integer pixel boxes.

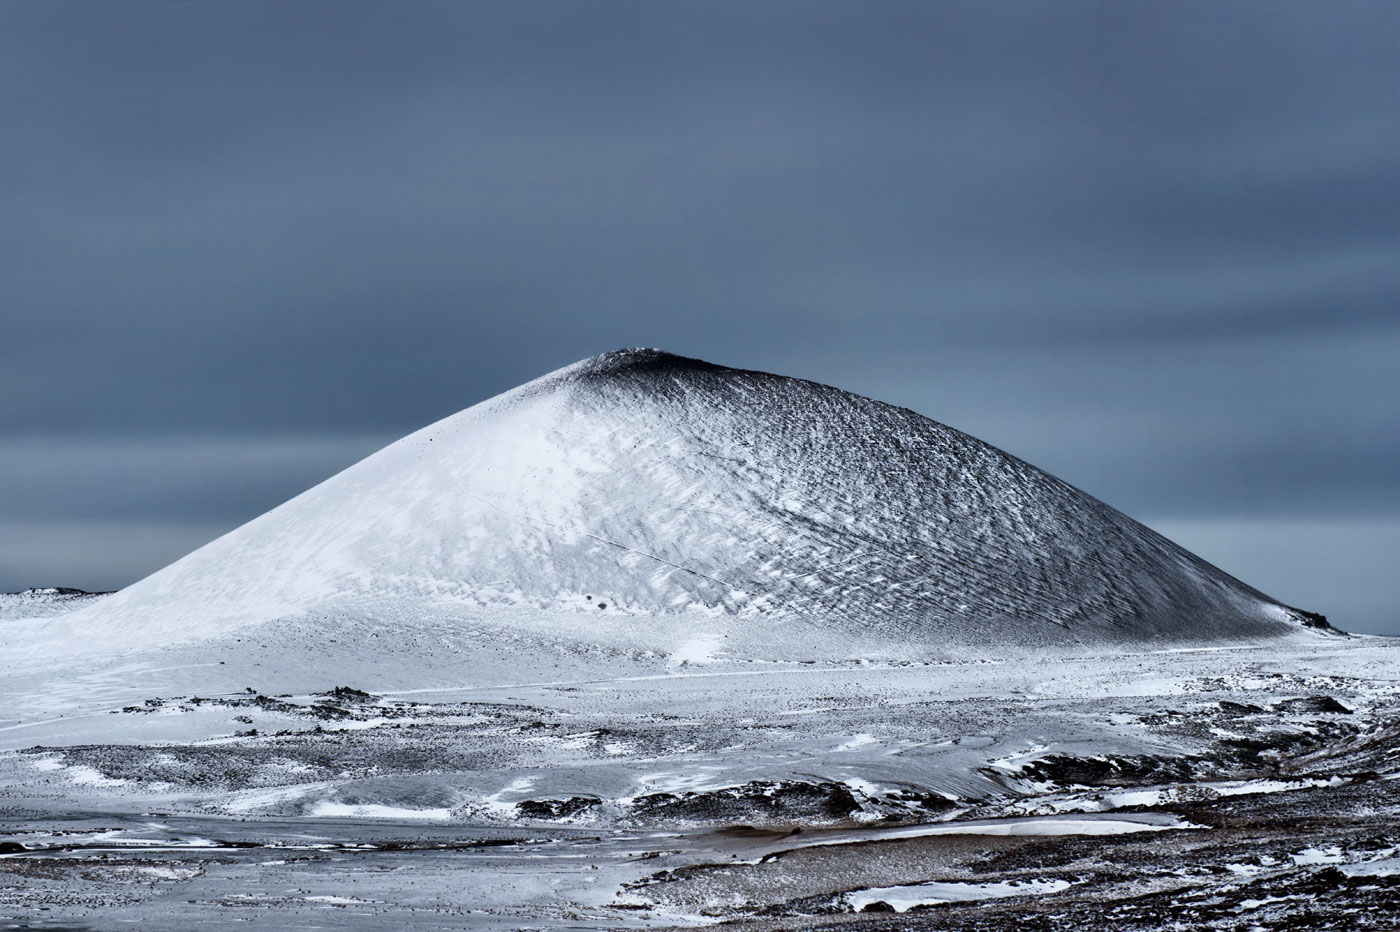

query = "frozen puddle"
[843,878,1072,912]
[776,811,1199,855]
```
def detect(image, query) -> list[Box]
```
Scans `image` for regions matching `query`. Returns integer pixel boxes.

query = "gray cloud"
[0,436,389,522]
[1150,517,1400,636]
[0,520,232,595]
[1,2,1396,629]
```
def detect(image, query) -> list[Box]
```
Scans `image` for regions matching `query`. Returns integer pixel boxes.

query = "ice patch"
[80,830,220,849]
[987,743,1051,772]
[1343,853,1400,877]
[835,733,878,752]
[479,774,541,816]
[1225,862,1269,876]
[1291,845,1344,865]
[224,783,328,814]
[844,877,1072,912]
[669,634,723,668]
[65,765,128,787]
[309,802,453,820]
[26,754,128,786]
[773,812,1199,857]
[631,768,725,796]
[1009,776,1347,817]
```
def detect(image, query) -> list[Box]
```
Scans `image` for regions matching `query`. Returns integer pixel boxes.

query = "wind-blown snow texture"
[65,349,1314,650]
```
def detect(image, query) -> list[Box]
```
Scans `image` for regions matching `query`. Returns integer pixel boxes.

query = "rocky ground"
[3,634,1398,929]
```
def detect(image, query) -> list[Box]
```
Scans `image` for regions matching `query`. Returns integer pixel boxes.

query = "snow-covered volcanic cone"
[58,349,1321,655]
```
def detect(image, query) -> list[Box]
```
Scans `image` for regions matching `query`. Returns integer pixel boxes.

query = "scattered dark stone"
[630,780,862,824]
[861,900,897,913]
[1294,609,1334,630]
[1218,700,1264,716]
[0,841,26,853]
[885,789,959,812]
[516,797,602,819]
[326,686,376,703]
[247,694,303,716]
[1272,696,1353,715]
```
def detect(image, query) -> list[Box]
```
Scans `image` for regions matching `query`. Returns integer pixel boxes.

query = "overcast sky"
[3,2,1397,633]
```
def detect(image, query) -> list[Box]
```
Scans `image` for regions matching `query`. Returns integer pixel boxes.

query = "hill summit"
[65,349,1321,652]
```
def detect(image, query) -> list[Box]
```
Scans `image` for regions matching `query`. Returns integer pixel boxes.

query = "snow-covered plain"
[2,350,1394,929]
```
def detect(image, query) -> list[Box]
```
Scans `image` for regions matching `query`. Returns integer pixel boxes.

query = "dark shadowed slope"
[54,349,1324,653]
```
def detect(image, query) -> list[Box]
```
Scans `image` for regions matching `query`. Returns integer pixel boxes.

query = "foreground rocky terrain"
[3,629,1396,929]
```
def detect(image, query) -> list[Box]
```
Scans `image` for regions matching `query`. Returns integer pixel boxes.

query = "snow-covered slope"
[55,349,1320,654]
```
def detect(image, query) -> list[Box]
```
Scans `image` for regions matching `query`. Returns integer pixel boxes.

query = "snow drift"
[57,349,1321,652]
